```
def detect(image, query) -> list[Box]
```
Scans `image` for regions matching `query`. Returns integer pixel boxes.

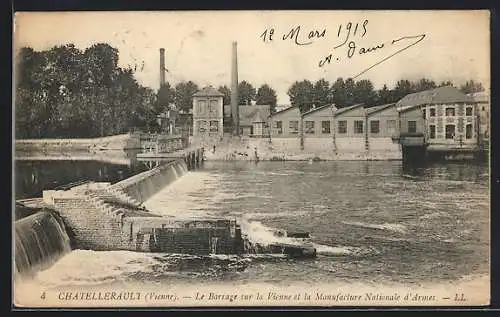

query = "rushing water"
[14,211,72,275]
[20,160,489,290]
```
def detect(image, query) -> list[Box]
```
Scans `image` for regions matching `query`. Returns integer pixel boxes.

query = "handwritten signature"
[319,34,427,78]
[259,22,426,79]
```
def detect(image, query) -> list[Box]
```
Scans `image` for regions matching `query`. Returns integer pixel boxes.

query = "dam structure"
[15,146,316,276]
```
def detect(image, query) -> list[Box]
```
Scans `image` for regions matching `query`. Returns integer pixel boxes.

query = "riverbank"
[203,148,402,162]
[195,137,402,162]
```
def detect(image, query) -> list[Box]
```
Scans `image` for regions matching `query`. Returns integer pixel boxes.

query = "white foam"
[31,250,159,287]
[343,221,409,234]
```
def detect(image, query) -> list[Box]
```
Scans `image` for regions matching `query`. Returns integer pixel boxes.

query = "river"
[16,160,489,291]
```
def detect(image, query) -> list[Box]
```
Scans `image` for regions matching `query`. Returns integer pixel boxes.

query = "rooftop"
[302,104,338,116]
[223,104,271,126]
[334,103,364,116]
[366,103,396,116]
[396,86,474,111]
[193,86,224,97]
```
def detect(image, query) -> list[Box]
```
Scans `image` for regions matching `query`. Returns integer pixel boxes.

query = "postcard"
[12,10,490,308]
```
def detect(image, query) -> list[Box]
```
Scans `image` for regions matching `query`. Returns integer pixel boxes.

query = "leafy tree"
[312,79,331,108]
[14,43,158,139]
[330,77,346,107]
[218,85,232,105]
[287,80,314,113]
[376,84,395,104]
[411,78,436,92]
[174,81,199,113]
[354,79,376,107]
[460,80,485,94]
[343,78,356,106]
[438,80,454,87]
[256,84,278,113]
[393,79,414,101]
[238,80,256,105]
[157,82,175,113]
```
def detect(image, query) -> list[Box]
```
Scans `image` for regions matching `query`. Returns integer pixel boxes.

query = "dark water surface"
[14,158,151,200]
[23,160,489,288]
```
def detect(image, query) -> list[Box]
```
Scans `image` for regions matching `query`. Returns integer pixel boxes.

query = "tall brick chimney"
[231,42,239,136]
[159,48,166,87]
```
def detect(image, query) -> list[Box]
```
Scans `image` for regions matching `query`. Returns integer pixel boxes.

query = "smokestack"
[159,48,166,87]
[231,42,239,136]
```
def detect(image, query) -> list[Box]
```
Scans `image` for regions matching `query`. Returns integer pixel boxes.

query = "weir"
[14,211,72,275]
[15,145,315,276]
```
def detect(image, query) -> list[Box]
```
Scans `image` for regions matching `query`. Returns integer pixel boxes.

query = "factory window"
[445,124,455,139]
[429,125,436,139]
[466,124,473,139]
[387,120,396,134]
[274,121,283,134]
[210,120,219,132]
[370,120,380,134]
[289,120,299,134]
[305,121,315,134]
[321,121,331,134]
[430,108,436,117]
[198,120,207,132]
[408,121,417,133]
[338,120,347,134]
[354,120,364,134]
[445,107,455,117]
[466,107,473,116]
[422,109,426,119]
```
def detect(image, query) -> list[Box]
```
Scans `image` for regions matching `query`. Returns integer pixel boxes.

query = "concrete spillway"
[14,211,72,275]
[15,151,315,277]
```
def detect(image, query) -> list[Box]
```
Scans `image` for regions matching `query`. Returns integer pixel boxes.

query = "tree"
[460,80,485,94]
[354,79,376,106]
[393,79,414,101]
[376,84,395,105]
[438,80,454,87]
[411,78,436,92]
[218,85,231,105]
[238,80,256,105]
[157,82,175,113]
[343,78,356,106]
[287,80,314,113]
[174,81,199,113]
[256,84,278,113]
[14,43,158,139]
[330,77,346,107]
[313,79,331,108]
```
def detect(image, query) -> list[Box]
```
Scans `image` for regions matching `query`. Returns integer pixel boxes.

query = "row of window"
[423,106,473,118]
[273,120,397,134]
[197,120,219,132]
[195,100,220,115]
[428,124,473,140]
[406,120,474,139]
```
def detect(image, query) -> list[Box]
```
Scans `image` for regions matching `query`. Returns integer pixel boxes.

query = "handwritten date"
[260,20,368,46]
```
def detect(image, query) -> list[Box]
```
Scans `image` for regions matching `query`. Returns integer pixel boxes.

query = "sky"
[14,10,490,104]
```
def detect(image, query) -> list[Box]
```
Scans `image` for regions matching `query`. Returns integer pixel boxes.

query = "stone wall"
[52,196,131,251]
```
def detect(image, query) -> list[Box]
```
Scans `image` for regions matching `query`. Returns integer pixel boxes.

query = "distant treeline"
[15,43,485,139]
[286,78,485,113]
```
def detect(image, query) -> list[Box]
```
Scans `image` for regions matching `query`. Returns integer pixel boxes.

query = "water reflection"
[14,150,161,200]
[402,161,488,184]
